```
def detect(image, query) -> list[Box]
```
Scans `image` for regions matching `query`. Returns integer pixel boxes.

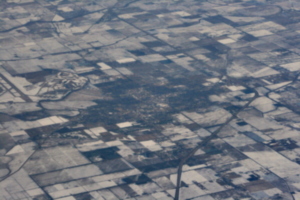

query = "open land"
[1,0,300,200]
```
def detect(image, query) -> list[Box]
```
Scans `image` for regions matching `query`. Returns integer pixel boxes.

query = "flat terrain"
[1,0,300,200]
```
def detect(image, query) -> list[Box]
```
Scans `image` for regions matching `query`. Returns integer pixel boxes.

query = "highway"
[174,86,259,200]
